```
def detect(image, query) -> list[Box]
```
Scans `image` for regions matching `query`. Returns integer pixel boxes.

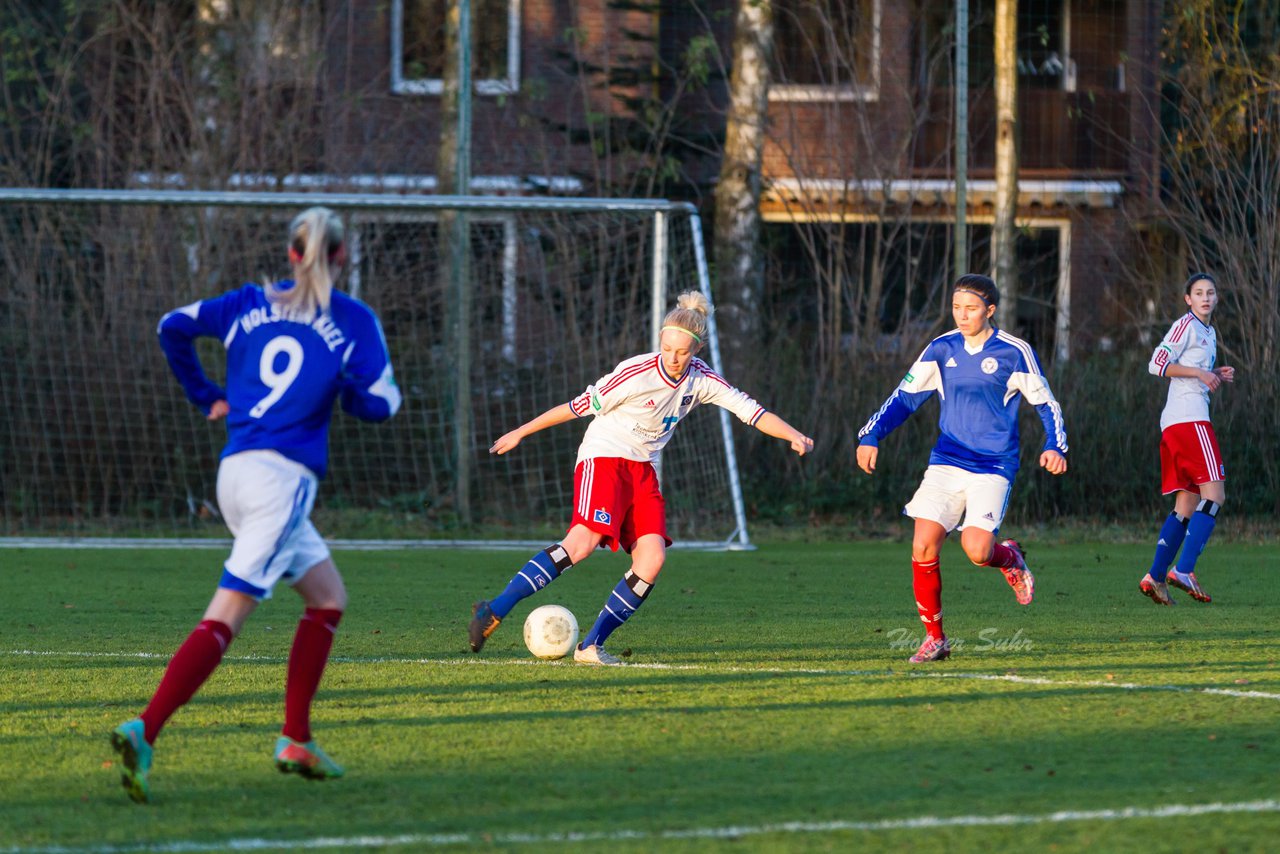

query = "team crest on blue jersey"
[681,395,693,406]
[981,357,999,374]
[593,508,612,525]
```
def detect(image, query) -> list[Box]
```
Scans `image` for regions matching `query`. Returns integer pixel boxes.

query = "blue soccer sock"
[1174,500,1220,577]
[580,570,653,649]
[490,544,574,619]
[1148,511,1189,582]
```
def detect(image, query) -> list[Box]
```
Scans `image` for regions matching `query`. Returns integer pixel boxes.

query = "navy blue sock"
[580,570,653,649]
[1174,500,1220,577]
[490,545,573,619]
[1148,512,1189,582]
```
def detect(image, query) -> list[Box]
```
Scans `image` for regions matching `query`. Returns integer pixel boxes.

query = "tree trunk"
[437,0,473,523]
[993,0,1019,333]
[713,0,773,379]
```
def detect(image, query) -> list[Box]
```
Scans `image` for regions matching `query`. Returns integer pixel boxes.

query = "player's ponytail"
[661,290,711,346]
[272,207,345,319]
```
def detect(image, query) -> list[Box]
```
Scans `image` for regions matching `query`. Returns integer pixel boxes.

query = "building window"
[391,0,521,96]
[770,0,880,102]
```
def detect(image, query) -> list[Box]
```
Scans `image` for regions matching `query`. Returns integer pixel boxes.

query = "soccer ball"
[523,604,579,660]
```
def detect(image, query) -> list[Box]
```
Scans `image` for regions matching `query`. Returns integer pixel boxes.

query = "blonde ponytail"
[271,207,345,320]
[661,290,711,344]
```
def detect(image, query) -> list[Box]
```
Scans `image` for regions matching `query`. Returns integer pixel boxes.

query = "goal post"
[0,188,752,549]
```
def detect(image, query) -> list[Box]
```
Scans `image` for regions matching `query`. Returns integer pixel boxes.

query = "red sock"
[986,542,1019,570]
[140,619,234,744]
[912,558,944,640]
[283,608,342,743]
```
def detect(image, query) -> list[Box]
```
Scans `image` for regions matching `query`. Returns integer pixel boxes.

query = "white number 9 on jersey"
[250,335,305,418]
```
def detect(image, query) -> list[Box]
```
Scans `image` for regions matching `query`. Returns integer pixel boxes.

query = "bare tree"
[992,0,1018,331]
[713,0,773,378]
[1126,1,1280,511]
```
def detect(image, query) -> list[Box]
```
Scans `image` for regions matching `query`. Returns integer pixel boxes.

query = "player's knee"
[911,538,939,561]
[962,544,990,565]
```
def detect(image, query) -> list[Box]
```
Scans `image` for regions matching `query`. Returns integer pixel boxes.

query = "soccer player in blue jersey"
[1138,273,1234,606]
[109,207,401,803]
[856,274,1068,663]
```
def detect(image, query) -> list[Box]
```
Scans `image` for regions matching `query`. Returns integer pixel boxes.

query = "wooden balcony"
[913,87,1132,176]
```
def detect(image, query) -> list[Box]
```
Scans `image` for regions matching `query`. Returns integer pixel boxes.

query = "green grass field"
[2,540,1278,852]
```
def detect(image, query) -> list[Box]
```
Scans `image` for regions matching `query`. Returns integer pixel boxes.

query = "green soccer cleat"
[274,736,345,780]
[110,718,153,804]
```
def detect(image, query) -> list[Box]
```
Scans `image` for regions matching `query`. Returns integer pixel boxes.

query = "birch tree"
[992,0,1019,331]
[713,0,773,376]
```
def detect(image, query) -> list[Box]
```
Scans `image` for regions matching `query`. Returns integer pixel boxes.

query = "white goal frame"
[0,187,753,551]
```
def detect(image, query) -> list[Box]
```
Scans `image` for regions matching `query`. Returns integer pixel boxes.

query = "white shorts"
[904,464,1012,533]
[217,450,330,601]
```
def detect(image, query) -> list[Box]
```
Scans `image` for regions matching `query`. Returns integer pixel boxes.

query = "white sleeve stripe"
[996,331,1041,376]
[368,363,402,414]
[859,389,902,437]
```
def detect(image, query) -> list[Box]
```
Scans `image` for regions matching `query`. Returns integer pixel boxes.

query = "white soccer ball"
[523,604,579,660]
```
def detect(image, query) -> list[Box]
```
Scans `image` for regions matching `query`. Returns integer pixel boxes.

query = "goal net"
[0,189,750,549]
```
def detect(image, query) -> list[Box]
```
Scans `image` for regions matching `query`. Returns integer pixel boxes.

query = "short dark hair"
[1184,272,1216,294]
[953,273,1000,307]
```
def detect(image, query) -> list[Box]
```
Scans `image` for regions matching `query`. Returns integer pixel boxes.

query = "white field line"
[4,649,1280,702]
[5,799,1280,853]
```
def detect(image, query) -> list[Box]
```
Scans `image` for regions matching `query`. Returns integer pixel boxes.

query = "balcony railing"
[914,88,1131,175]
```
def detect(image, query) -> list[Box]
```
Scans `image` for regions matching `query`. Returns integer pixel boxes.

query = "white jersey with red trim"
[1148,312,1217,431]
[569,353,766,464]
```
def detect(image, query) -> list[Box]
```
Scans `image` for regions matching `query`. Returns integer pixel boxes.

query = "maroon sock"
[282,608,343,743]
[986,541,1020,570]
[912,558,944,640]
[139,619,234,744]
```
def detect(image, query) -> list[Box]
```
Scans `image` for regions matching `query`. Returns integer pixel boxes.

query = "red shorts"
[572,457,670,552]
[1160,421,1225,495]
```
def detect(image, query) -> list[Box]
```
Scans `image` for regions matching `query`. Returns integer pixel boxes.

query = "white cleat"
[573,644,622,666]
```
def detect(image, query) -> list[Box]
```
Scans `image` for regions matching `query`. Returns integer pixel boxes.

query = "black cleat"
[469,600,501,652]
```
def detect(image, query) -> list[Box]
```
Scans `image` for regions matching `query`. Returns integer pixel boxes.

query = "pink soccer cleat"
[909,635,951,663]
[1000,538,1035,605]
[1138,573,1175,606]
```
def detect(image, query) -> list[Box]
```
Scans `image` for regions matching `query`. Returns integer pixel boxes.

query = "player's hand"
[489,430,523,455]
[206,400,229,421]
[1199,369,1222,392]
[1040,450,1067,475]
[791,434,814,456]
[856,444,877,475]
[1214,366,1235,383]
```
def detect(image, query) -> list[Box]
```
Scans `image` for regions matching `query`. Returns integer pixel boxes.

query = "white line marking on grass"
[5,649,1280,702]
[912,670,1280,702]
[5,799,1279,852]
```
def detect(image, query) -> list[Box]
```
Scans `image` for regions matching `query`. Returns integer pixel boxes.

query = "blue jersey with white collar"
[858,328,1067,480]
[158,282,402,478]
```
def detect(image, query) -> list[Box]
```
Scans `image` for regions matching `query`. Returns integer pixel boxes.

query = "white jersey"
[569,354,765,464]
[1149,312,1217,431]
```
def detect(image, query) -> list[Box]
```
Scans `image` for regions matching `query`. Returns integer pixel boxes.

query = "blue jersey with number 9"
[158,282,401,478]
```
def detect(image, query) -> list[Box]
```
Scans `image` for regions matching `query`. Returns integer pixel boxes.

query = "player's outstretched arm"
[752,412,813,456]
[490,402,577,455]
